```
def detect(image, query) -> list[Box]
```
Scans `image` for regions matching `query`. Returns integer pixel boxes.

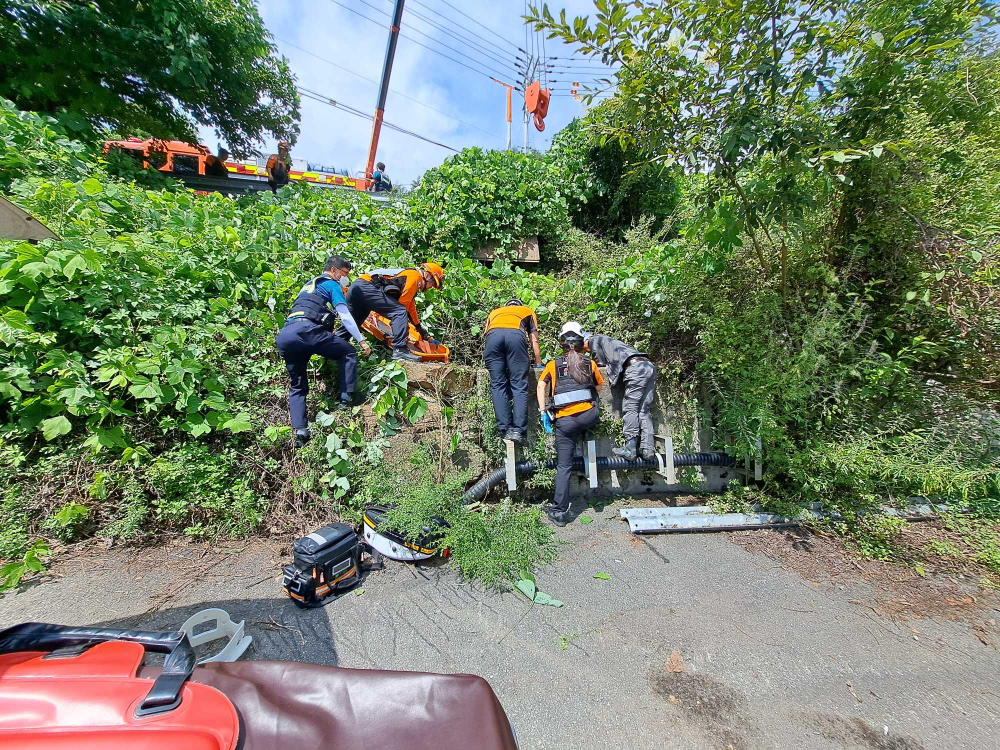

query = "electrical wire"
[404,6,521,71]
[346,0,519,78]
[321,0,518,83]
[415,0,522,52]
[397,0,523,62]
[400,33,517,82]
[277,37,504,141]
[298,86,459,152]
[359,0,520,74]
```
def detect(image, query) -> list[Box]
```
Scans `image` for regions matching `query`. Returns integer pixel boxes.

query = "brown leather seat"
[139,661,518,750]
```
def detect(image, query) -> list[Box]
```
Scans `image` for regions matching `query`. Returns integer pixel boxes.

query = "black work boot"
[293,428,311,448]
[612,438,638,460]
[639,446,657,461]
[505,429,525,444]
[392,348,422,362]
[546,508,568,527]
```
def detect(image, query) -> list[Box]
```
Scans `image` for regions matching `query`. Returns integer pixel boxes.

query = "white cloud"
[203,1,611,185]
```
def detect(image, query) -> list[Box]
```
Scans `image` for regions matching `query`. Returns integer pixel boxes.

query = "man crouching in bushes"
[276,255,371,447]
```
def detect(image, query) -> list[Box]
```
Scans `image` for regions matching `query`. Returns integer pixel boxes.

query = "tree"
[0,0,299,155]
[527,0,991,294]
[550,110,681,239]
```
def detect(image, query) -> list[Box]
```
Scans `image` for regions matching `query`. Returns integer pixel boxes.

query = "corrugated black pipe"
[461,453,736,504]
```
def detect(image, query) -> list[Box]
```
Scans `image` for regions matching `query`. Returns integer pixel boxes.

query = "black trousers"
[275,319,357,430]
[484,329,530,433]
[344,280,410,349]
[552,405,600,513]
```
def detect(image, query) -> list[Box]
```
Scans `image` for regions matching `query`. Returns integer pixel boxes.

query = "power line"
[322,0,517,83]
[343,0,519,77]
[400,32,517,82]
[276,36,379,86]
[298,86,459,152]
[399,17,520,79]
[404,6,522,71]
[414,0,522,52]
[393,0,523,62]
[276,36,504,141]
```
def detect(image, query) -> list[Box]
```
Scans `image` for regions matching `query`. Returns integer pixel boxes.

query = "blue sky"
[202,0,615,185]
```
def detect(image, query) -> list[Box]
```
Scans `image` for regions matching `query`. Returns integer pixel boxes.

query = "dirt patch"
[649,657,759,750]
[804,713,926,750]
[728,526,999,625]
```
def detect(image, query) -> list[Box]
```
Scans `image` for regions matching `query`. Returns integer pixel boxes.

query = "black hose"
[461,452,736,504]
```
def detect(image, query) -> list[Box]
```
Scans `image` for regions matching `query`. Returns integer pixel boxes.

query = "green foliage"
[43,502,90,542]
[942,513,1000,575]
[549,113,681,238]
[0,539,49,592]
[378,450,557,589]
[529,0,993,295]
[514,572,564,607]
[0,101,92,191]
[3,0,1000,593]
[843,514,908,561]
[403,147,581,257]
[0,0,299,154]
[143,443,266,538]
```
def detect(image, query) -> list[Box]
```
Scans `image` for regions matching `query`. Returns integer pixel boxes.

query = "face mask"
[338,274,350,289]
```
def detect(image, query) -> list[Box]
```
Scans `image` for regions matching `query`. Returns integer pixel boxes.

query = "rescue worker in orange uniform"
[204,148,229,177]
[266,141,291,193]
[536,321,604,526]
[484,298,541,443]
[342,262,444,362]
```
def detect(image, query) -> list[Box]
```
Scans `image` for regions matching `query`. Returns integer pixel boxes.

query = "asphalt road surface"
[2,503,998,749]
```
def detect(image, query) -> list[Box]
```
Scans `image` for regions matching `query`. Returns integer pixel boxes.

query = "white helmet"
[559,321,583,340]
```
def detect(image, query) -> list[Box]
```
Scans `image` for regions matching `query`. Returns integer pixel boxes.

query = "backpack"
[282,523,362,608]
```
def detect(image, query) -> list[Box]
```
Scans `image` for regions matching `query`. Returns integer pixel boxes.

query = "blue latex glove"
[427,338,440,345]
[540,412,553,434]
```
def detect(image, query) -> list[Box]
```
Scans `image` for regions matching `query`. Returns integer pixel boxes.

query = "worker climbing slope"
[484,298,541,443]
[583,331,657,460]
[343,262,444,362]
[276,255,371,447]
[536,322,604,527]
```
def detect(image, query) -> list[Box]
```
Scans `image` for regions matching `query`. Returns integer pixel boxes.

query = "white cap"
[559,321,583,339]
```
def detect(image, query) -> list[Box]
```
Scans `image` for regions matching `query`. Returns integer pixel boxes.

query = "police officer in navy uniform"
[276,255,371,447]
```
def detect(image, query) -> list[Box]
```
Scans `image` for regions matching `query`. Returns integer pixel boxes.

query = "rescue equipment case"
[0,623,240,750]
[362,504,449,562]
[282,523,361,608]
[0,621,520,750]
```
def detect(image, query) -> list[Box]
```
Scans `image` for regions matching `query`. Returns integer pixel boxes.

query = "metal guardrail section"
[620,501,943,534]
[621,509,799,533]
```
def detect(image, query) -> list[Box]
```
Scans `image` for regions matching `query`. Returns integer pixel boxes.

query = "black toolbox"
[282,523,361,608]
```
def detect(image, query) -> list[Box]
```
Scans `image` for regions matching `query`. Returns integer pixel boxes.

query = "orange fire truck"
[102,139,362,190]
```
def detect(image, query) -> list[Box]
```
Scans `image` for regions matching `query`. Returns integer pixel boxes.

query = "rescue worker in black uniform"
[583,332,657,460]
[536,321,604,527]
[342,262,444,362]
[483,298,541,443]
[276,255,371,447]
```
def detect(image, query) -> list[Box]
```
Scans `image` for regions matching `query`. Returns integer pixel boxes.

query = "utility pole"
[363,0,405,190]
[521,55,535,152]
[491,78,514,150]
